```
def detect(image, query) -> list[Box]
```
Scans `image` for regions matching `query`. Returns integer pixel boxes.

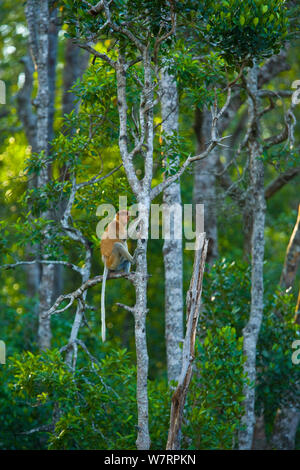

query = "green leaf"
[262,5,268,13]
[253,17,259,27]
[240,15,245,26]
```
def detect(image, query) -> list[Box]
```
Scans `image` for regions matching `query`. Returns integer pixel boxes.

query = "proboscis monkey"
[100,210,134,342]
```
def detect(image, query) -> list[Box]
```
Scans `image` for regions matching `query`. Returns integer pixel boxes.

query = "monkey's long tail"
[101,266,108,342]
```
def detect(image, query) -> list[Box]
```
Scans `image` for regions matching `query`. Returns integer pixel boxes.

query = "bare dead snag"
[269,204,300,449]
[280,204,300,289]
[295,290,300,325]
[166,233,208,450]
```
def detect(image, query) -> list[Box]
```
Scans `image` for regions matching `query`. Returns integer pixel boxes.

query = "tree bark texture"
[271,407,300,450]
[116,50,152,449]
[25,0,54,351]
[16,54,40,297]
[194,109,219,263]
[63,39,90,118]
[160,69,183,383]
[239,64,266,449]
[53,40,90,302]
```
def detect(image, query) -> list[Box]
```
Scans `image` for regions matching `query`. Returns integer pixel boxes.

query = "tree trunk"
[271,407,300,450]
[62,39,90,117]
[25,0,54,351]
[134,233,151,450]
[116,50,152,449]
[47,4,58,146]
[239,63,266,449]
[53,40,90,302]
[16,54,40,297]
[193,108,219,263]
[160,69,183,383]
[251,412,268,449]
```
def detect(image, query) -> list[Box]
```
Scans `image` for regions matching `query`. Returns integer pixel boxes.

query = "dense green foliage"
[199,0,288,64]
[1,259,298,449]
[184,327,247,450]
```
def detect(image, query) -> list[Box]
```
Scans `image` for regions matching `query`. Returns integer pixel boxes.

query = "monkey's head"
[116,210,131,226]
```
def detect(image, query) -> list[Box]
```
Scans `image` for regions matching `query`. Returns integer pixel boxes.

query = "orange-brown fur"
[100,210,130,270]
[100,210,132,342]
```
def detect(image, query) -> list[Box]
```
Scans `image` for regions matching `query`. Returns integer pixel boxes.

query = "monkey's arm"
[133,246,144,262]
[127,216,143,240]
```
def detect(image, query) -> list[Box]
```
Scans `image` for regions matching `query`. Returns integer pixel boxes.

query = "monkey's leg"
[112,242,134,264]
[115,259,131,273]
[106,243,133,271]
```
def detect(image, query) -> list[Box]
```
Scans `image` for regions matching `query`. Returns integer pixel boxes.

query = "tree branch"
[43,271,135,318]
[75,41,116,69]
[265,166,300,200]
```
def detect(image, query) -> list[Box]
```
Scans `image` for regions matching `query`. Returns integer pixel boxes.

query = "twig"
[116,302,135,314]
[0,259,83,274]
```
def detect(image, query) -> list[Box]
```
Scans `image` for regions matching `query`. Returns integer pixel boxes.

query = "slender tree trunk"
[194,109,219,263]
[16,54,40,296]
[53,40,90,301]
[160,69,183,383]
[239,63,266,449]
[16,55,37,153]
[62,39,90,118]
[116,50,152,449]
[134,230,151,450]
[48,4,58,146]
[25,0,54,350]
[132,48,153,449]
